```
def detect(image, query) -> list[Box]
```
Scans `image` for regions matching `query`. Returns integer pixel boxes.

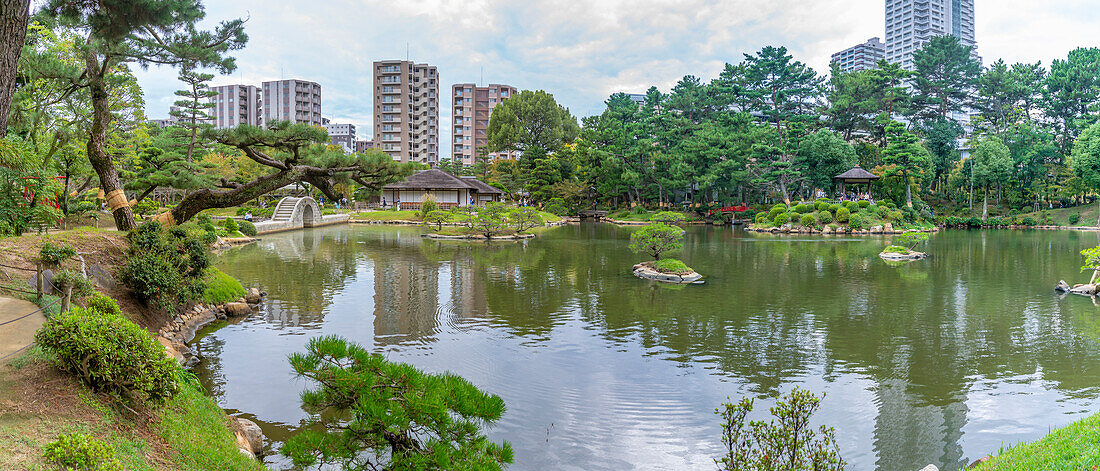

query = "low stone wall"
[157,287,264,367]
[879,250,927,261]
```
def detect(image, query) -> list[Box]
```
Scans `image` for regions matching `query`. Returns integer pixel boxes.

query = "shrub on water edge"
[835,207,851,223]
[121,222,209,310]
[774,213,790,225]
[201,267,247,304]
[43,432,122,471]
[755,213,769,225]
[967,217,983,228]
[858,200,870,208]
[794,203,813,214]
[819,211,834,224]
[767,206,786,221]
[1021,216,1037,226]
[238,220,257,237]
[800,214,817,227]
[848,213,865,230]
[223,218,239,234]
[651,258,693,274]
[1070,214,1082,225]
[34,304,180,403]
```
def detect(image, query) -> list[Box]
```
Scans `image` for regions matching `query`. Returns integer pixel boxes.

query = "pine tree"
[169,68,217,163]
[882,121,932,208]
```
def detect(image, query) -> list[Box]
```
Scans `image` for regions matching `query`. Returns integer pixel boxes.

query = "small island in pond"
[628,221,703,283]
[879,231,929,262]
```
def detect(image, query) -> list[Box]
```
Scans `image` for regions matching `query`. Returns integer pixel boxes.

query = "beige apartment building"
[372,60,439,165]
[451,83,518,165]
[262,79,322,126]
[209,84,261,129]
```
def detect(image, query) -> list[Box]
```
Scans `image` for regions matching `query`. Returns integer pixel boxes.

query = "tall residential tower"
[831,37,885,73]
[208,84,261,129]
[373,60,439,165]
[262,79,323,126]
[884,0,975,70]
[451,83,518,165]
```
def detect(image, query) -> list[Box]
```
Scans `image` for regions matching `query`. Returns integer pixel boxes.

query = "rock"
[235,297,246,304]
[1070,284,1098,295]
[244,287,262,304]
[86,264,116,290]
[1055,280,1072,292]
[157,337,185,365]
[232,417,263,456]
[871,225,883,234]
[822,225,833,234]
[885,223,894,233]
[969,456,992,468]
[919,465,939,471]
[28,269,59,295]
[632,263,703,284]
[224,302,252,317]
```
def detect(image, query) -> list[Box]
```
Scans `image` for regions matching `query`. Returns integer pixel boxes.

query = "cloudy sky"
[134,0,1099,161]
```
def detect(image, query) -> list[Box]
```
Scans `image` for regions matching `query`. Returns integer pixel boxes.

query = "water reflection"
[194,225,1100,471]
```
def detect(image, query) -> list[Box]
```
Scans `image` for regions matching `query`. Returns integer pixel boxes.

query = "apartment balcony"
[381,116,401,123]
[382,135,401,142]
[380,77,401,84]
[379,66,401,74]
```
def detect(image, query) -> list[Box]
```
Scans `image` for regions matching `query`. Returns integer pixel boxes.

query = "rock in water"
[244,287,262,304]
[232,417,263,456]
[1055,280,1071,292]
[224,302,252,317]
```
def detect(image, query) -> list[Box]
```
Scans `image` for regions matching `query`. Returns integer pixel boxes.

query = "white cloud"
[132,0,1100,162]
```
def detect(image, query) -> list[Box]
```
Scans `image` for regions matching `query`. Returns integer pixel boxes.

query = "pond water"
[193,224,1100,471]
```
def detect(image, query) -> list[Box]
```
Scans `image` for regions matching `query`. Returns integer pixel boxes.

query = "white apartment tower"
[831,37,886,73]
[209,85,261,129]
[373,60,439,165]
[262,79,322,126]
[885,0,975,70]
[451,83,518,165]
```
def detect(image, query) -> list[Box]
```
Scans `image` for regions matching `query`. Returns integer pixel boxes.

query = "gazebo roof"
[833,165,880,181]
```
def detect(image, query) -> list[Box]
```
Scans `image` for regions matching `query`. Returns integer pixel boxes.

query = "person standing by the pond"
[396,196,401,210]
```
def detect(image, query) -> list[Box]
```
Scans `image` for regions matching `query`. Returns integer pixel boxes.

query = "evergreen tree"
[1043,48,1100,154]
[169,68,216,163]
[1072,122,1100,226]
[970,135,1012,219]
[882,121,932,207]
[911,35,981,123]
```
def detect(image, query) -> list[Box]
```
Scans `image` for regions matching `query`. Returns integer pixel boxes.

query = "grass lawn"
[1,348,264,471]
[351,210,422,221]
[201,267,247,304]
[651,258,693,274]
[973,412,1100,470]
[538,211,563,223]
[1017,204,1100,227]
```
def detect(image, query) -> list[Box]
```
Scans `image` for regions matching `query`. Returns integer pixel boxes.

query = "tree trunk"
[0,0,30,137]
[903,169,913,208]
[168,169,302,224]
[982,189,988,221]
[85,50,136,231]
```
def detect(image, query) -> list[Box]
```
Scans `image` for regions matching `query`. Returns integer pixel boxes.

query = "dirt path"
[0,297,45,362]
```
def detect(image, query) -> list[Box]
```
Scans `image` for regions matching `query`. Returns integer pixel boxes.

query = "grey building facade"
[831,37,886,72]
[885,0,975,70]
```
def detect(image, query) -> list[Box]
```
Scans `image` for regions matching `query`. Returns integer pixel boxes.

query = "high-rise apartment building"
[451,83,518,165]
[885,0,975,70]
[373,61,439,165]
[208,85,261,129]
[262,79,322,126]
[355,140,375,154]
[324,123,357,153]
[831,37,885,72]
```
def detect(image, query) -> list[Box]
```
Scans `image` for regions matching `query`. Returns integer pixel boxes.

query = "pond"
[193,224,1100,471]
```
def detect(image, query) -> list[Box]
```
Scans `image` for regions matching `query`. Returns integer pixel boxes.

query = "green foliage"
[34,302,180,403]
[423,210,453,231]
[844,201,860,213]
[238,220,257,237]
[651,211,688,224]
[857,200,870,208]
[888,210,904,222]
[53,269,96,300]
[42,432,123,471]
[794,203,813,214]
[628,223,684,260]
[201,268,246,304]
[509,207,545,233]
[281,336,514,470]
[828,203,841,213]
[85,292,121,317]
[774,213,790,225]
[469,202,512,237]
[883,245,911,254]
[835,207,850,223]
[121,222,209,310]
[848,213,864,230]
[876,205,890,218]
[417,194,439,218]
[1070,214,1082,225]
[799,214,817,227]
[767,206,787,221]
[40,242,77,265]
[895,231,930,250]
[819,211,834,224]
[1081,245,1100,274]
[651,258,693,274]
[487,90,579,159]
[715,387,845,471]
[223,217,239,234]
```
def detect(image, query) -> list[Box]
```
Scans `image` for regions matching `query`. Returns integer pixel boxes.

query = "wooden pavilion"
[833,165,880,198]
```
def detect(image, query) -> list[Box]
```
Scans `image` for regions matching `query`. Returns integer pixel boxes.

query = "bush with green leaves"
[423,209,453,231]
[1070,213,1082,225]
[767,206,786,221]
[848,213,864,230]
[799,214,817,227]
[469,202,512,237]
[774,213,790,225]
[34,303,180,403]
[651,258,693,274]
[201,267,246,304]
[895,231,929,251]
[281,336,513,471]
[238,219,257,237]
[544,197,571,216]
[53,269,96,300]
[835,207,850,223]
[39,241,77,265]
[715,387,845,471]
[121,222,209,310]
[828,203,841,213]
[844,201,860,213]
[86,292,121,316]
[651,211,687,224]
[629,223,684,260]
[888,210,904,222]
[42,432,122,471]
[1021,216,1037,226]
[819,211,834,224]
[876,205,889,218]
[794,203,813,214]
[755,213,769,225]
[509,207,545,233]
[417,195,439,218]
[814,201,829,211]
[857,200,870,208]
[223,217,239,234]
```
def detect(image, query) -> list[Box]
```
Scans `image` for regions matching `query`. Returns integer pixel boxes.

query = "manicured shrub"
[858,200,870,208]
[1021,216,1037,226]
[43,432,122,471]
[877,205,890,218]
[1070,214,1081,225]
[799,214,817,227]
[835,207,850,223]
[85,292,121,316]
[845,201,860,213]
[755,213,769,224]
[819,211,834,224]
[201,267,247,304]
[771,203,787,211]
[828,203,841,213]
[651,211,687,224]
[39,241,77,265]
[238,220,257,237]
[794,203,813,214]
[545,197,570,216]
[814,201,828,211]
[418,195,438,218]
[121,222,209,310]
[774,213,789,225]
[629,223,684,260]
[35,304,180,403]
[848,213,865,230]
[767,206,786,221]
[223,217,239,233]
[651,258,692,274]
[888,210,904,222]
